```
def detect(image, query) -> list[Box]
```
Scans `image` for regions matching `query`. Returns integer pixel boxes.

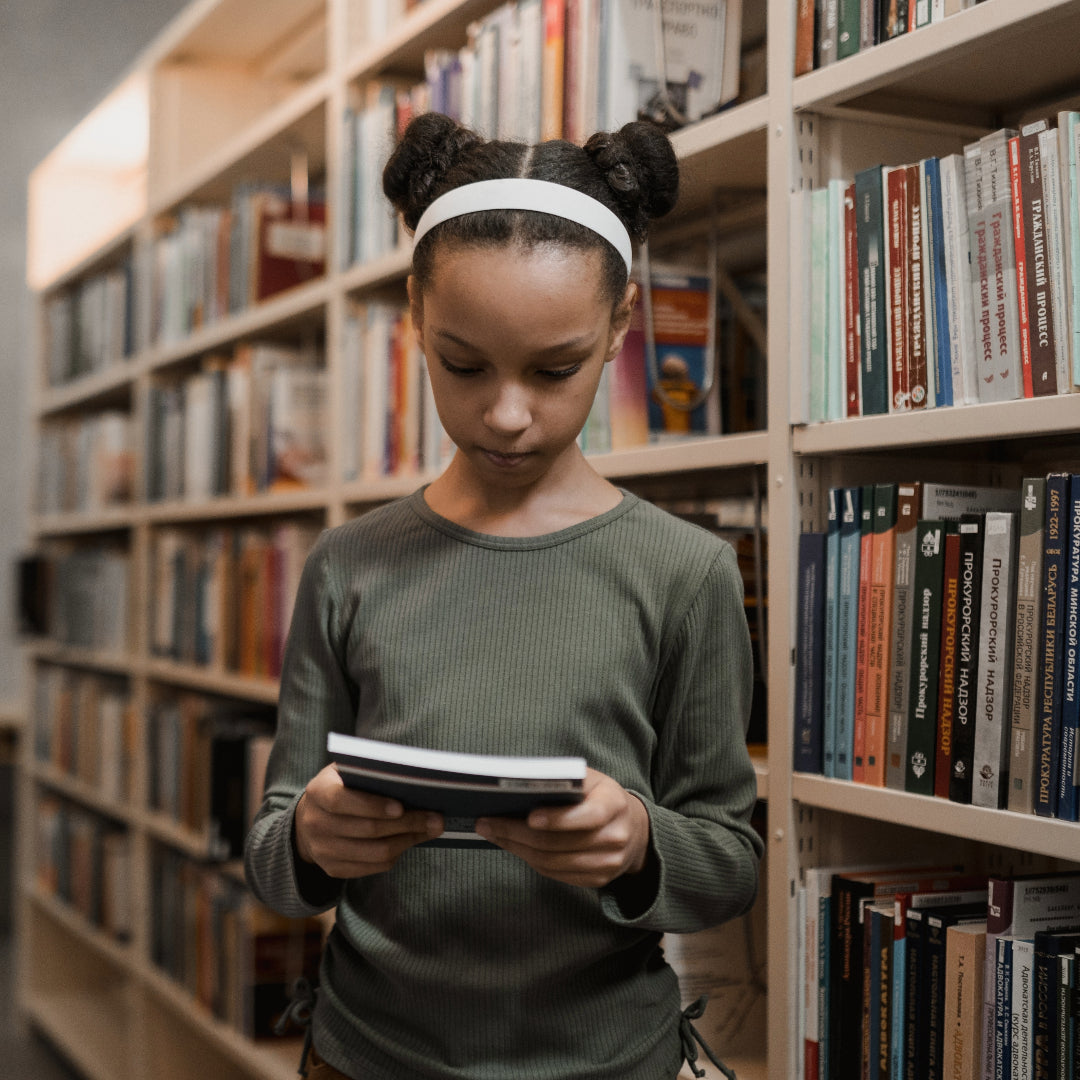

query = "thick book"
[327,733,586,847]
[844,181,862,416]
[1036,473,1070,817]
[1032,928,1080,1080]
[948,515,986,804]
[906,161,930,409]
[796,531,828,774]
[886,482,922,789]
[905,519,946,795]
[939,153,978,406]
[855,164,889,415]
[1008,478,1049,813]
[921,483,1020,519]
[1059,474,1080,822]
[795,0,817,76]
[836,486,864,781]
[971,511,1019,809]
[884,164,911,411]
[865,483,898,785]
[942,921,987,1080]
[838,0,861,59]
[934,524,962,799]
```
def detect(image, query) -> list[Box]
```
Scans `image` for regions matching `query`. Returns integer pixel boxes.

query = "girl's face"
[409,242,635,491]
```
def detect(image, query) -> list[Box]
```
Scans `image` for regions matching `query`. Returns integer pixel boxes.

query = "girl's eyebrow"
[432,328,597,358]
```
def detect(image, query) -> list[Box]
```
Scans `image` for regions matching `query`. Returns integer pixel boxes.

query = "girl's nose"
[484,382,532,435]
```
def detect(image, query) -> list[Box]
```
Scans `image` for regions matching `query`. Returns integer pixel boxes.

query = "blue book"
[994,936,1013,1079]
[1033,928,1080,1080]
[922,157,953,409]
[1036,473,1070,817]
[836,486,864,782]
[866,903,893,1080]
[824,488,843,778]
[796,531,828,773]
[1058,474,1080,822]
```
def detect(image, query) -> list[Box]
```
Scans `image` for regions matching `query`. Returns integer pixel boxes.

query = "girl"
[244,112,762,1080]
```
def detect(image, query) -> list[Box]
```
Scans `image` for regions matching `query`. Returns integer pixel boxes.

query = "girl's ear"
[605,281,638,363]
[407,275,424,344]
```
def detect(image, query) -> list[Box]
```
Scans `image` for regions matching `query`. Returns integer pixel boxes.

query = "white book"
[971,511,1018,808]
[184,370,213,503]
[789,188,812,425]
[516,0,544,142]
[808,187,829,423]
[828,178,846,421]
[939,153,978,406]
[1010,937,1034,1080]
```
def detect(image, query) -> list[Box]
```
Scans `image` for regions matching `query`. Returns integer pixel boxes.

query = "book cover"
[825,487,843,779]
[795,0,817,75]
[971,511,1018,809]
[905,519,946,795]
[838,0,861,58]
[948,514,986,804]
[853,484,876,782]
[1037,126,1069,398]
[921,482,1020,519]
[886,482,922,789]
[942,921,987,1080]
[1008,477,1048,814]
[1035,472,1069,818]
[855,164,889,415]
[796,531,828,774]
[1059,475,1080,823]
[836,486,863,782]
[865,483,898,785]
[939,153,978,406]
[327,733,586,847]
[934,524,962,799]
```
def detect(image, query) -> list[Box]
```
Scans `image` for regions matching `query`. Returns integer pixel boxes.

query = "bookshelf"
[19,1,1080,1079]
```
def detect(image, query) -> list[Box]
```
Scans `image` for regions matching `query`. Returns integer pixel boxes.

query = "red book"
[252,193,327,304]
[884,166,910,411]
[1008,133,1034,397]
[905,163,928,410]
[844,182,862,416]
[934,527,961,798]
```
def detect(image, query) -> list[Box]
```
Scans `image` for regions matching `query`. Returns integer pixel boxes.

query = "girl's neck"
[423,450,622,537]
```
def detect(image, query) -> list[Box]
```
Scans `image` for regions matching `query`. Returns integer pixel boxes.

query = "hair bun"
[584,121,679,239]
[383,113,483,230]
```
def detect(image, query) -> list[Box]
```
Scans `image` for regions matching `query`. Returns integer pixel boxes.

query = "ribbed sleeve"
[243,490,763,1080]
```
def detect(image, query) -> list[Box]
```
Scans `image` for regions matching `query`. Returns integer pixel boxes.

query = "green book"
[837,0,861,58]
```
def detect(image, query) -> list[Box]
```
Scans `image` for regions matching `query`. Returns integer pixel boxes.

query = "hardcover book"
[328,733,587,847]
[855,164,889,415]
[934,524,961,799]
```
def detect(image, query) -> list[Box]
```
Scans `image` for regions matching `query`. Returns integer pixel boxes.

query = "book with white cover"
[328,733,587,847]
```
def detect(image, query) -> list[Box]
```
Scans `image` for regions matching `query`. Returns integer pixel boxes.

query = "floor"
[0,763,81,1079]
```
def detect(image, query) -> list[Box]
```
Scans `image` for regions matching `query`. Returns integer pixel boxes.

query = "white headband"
[411,178,634,274]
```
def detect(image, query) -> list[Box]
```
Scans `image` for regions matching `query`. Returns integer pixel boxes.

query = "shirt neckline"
[407,487,639,550]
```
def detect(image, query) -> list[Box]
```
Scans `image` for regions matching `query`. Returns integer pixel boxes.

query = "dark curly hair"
[382,112,679,305]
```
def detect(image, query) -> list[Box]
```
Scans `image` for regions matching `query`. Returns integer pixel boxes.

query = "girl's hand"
[294,764,443,878]
[474,768,652,888]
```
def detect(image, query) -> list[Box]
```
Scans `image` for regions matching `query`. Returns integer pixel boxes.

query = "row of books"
[45,546,130,653]
[796,0,983,76]
[147,693,275,860]
[150,521,320,679]
[340,0,744,268]
[341,300,454,482]
[150,846,324,1038]
[33,665,135,805]
[38,409,133,516]
[145,342,327,503]
[151,184,327,346]
[43,257,136,387]
[792,116,1080,422]
[796,865,1080,1080]
[37,796,131,942]
[794,475,1080,821]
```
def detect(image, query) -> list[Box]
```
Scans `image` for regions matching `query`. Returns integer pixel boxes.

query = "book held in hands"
[327,733,587,847]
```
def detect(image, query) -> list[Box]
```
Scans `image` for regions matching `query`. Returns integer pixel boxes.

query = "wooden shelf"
[591,432,770,479]
[25,641,135,677]
[793,395,1080,455]
[37,362,137,418]
[29,762,133,823]
[792,773,1080,864]
[142,489,328,524]
[27,889,133,971]
[144,658,281,704]
[34,506,136,536]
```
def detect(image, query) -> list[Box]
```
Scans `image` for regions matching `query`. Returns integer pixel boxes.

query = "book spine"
[994,936,1014,1080]
[1012,938,1034,1080]
[1035,473,1069,817]
[838,0,861,58]
[844,182,862,416]
[906,520,946,795]
[836,486,864,782]
[949,515,986,803]
[971,512,1019,809]
[1010,133,1035,398]
[1058,475,1080,822]
[825,488,843,778]
[860,0,878,50]
[940,154,978,406]
[1038,127,1069,397]
[1008,477,1047,814]
[796,531,829,774]
[1068,114,1080,388]
[935,526,961,799]
[943,925,987,1080]
[795,0,817,75]
[907,162,929,409]
[1020,124,1059,395]
[829,179,848,421]
[854,485,876,781]
[924,157,953,407]
[903,909,925,1080]
[886,483,922,789]
[885,166,911,411]
[819,0,839,67]
[865,483,898,785]
[855,165,889,415]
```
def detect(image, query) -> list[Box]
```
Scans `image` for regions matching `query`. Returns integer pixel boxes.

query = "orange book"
[863,483,898,786]
[541,0,566,141]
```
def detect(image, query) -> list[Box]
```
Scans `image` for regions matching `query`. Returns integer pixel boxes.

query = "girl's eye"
[539,362,584,381]
[439,357,482,377]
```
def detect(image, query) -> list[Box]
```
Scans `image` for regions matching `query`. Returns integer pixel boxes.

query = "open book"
[327,733,587,847]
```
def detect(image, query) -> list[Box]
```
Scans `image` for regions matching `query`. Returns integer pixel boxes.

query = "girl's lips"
[481,449,533,468]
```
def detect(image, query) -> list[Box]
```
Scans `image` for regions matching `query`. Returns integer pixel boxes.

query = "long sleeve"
[244,535,354,916]
[602,543,763,933]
